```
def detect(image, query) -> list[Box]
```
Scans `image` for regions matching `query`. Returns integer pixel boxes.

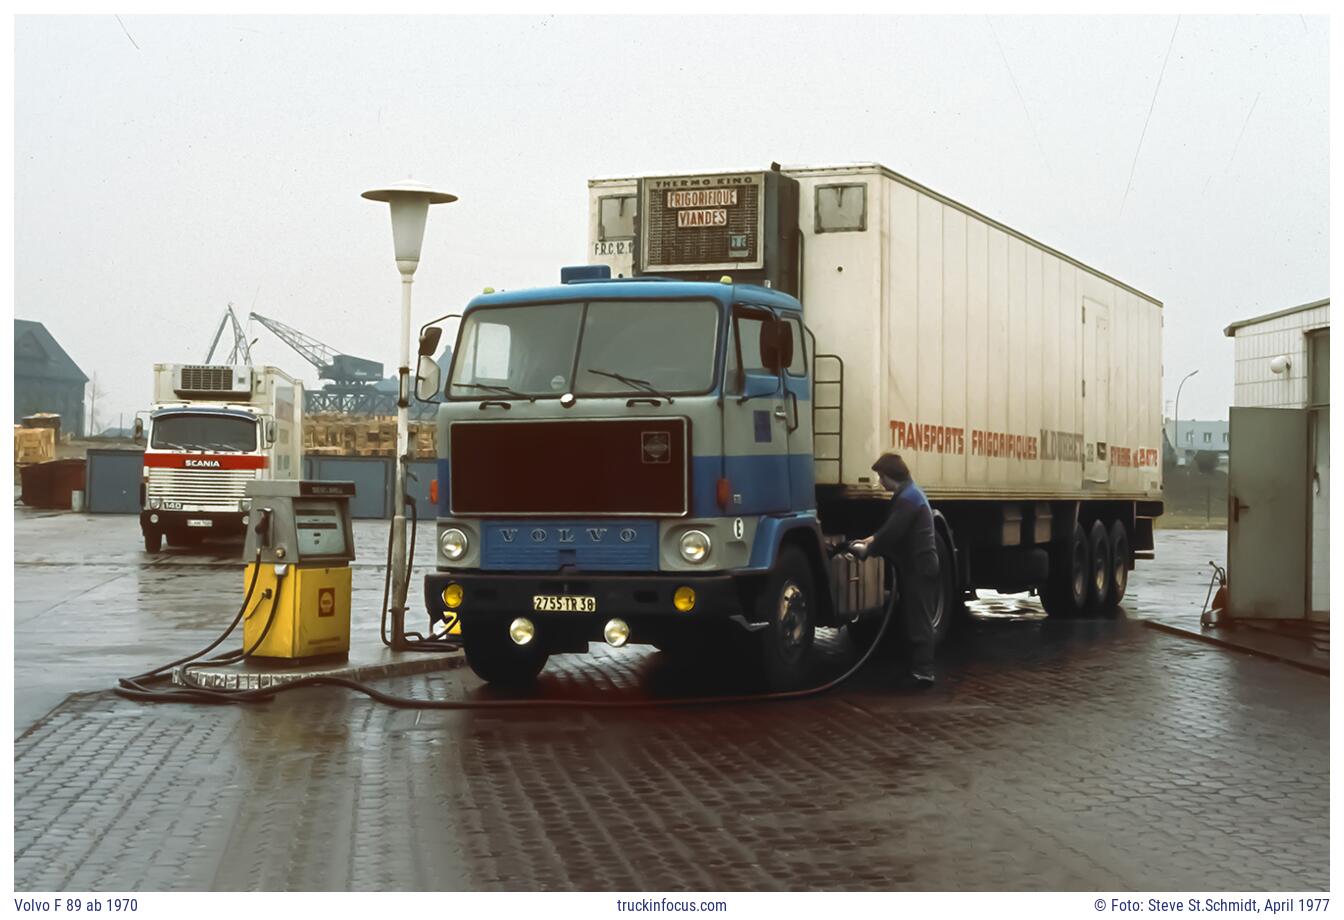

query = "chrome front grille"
[146,468,253,511]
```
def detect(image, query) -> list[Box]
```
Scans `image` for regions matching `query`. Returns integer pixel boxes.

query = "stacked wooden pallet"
[14,426,56,467]
[303,414,436,458]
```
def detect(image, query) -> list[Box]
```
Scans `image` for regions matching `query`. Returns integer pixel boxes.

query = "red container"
[20,459,86,509]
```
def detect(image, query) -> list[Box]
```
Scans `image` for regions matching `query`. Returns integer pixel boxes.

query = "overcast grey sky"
[14,14,1328,428]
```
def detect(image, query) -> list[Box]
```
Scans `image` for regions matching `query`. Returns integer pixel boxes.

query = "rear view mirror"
[418,326,443,358]
[133,418,144,442]
[264,419,277,446]
[415,354,443,403]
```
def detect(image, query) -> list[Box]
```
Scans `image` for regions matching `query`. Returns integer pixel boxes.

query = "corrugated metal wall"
[1231,302,1330,408]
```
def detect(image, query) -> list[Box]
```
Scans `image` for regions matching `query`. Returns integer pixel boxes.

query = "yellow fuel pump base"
[244,564,352,660]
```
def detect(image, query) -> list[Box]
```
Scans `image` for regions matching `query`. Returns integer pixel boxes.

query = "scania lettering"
[421,163,1163,688]
[139,364,303,552]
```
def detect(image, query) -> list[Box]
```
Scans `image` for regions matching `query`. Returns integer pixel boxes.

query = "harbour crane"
[204,304,255,366]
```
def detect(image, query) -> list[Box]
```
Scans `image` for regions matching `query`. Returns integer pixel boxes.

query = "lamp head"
[363,181,457,275]
[1269,355,1292,375]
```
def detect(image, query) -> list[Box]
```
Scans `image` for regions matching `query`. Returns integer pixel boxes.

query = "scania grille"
[449,417,689,516]
[147,468,253,511]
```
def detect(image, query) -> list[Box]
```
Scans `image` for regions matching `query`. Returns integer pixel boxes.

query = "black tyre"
[1042,521,1088,618]
[756,546,817,690]
[143,529,162,553]
[1084,520,1113,616]
[462,619,549,687]
[1104,520,1130,610]
[932,531,962,645]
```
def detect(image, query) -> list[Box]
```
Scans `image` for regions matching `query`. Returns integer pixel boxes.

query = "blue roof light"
[560,265,612,284]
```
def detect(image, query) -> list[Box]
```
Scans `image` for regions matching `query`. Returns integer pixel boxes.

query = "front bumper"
[424,570,746,650]
[141,509,249,536]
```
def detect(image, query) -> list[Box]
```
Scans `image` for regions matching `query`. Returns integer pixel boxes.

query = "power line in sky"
[1119,16,1181,218]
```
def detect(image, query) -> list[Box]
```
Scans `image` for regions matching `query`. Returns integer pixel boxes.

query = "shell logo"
[318,587,336,618]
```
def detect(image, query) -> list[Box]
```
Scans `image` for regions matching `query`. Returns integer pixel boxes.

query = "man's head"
[871,452,912,492]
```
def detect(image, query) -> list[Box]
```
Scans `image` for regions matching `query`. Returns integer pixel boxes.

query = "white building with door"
[1223,298,1329,621]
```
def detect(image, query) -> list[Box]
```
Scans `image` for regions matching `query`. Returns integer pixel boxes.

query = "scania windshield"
[151,414,257,452]
[448,299,720,399]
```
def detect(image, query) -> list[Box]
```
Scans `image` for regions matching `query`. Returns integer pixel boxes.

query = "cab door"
[721,305,791,514]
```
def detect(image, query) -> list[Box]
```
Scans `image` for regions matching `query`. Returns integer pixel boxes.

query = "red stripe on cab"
[142,453,269,470]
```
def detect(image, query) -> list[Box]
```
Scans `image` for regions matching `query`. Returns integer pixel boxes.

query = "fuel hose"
[114,542,898,708]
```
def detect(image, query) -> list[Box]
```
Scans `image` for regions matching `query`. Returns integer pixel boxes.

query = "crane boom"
[249,312,383,385]
[204,304,254,366]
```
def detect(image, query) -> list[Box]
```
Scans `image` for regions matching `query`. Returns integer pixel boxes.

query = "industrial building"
[1164,418,1230,467]
[1223,298,1329,621]
[14,319,88,438]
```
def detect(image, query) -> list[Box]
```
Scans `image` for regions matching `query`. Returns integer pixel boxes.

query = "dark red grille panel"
[450,418,688,516]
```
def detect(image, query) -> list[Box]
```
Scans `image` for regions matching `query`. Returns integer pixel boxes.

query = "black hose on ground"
[114,554,286,704]
[117,546,899,709]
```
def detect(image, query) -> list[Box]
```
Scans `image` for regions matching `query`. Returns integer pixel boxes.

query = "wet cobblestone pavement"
[13,514,1329,891]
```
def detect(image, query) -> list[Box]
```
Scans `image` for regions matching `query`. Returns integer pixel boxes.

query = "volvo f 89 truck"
[139,364,303,551]
[421,163,1163,687]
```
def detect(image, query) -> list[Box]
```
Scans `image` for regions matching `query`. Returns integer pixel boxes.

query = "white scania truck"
[420,163,1163,687]
[139,364,303,551]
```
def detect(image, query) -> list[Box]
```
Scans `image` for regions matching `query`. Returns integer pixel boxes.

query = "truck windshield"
[449,299,720,398]
[151,414,257,452]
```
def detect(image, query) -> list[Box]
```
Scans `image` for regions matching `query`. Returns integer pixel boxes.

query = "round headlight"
[679,529,711,564]
[442,583,463,609]
[148,497,162,510]
[239,498,252,512]
[440,527,469,561]
[509,617,535,646]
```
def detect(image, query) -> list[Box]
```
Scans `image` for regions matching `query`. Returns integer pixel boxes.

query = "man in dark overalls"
[850,453,940,687]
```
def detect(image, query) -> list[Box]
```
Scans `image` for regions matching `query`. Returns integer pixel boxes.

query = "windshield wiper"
[453,382,534,402]
[584,368,675,404]
[156,440,192,451]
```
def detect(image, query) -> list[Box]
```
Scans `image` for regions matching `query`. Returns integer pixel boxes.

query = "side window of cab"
[724,306,771,395]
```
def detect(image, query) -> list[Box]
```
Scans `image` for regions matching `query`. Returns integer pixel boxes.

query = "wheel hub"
[777,582,807,653]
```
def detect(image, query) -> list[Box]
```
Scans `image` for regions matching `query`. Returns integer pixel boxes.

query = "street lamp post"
[363,180,457,649]
[1174,369,1199,466]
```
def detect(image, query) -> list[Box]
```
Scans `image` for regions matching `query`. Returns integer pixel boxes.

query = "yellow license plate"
[532,594,597,613]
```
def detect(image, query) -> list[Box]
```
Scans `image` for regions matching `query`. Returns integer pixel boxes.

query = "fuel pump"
[242,480,357,660]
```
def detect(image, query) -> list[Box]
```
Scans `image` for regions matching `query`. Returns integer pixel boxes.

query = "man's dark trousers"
[898,562,939,673]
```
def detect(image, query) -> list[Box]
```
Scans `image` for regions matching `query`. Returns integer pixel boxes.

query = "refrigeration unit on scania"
[139,364,303,551]
[417,163,1164,687]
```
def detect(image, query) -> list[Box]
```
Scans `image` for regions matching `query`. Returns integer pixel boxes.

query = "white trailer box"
[589,164,1163,504]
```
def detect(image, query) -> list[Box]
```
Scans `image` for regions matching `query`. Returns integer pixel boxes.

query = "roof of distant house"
[14,319,89,384]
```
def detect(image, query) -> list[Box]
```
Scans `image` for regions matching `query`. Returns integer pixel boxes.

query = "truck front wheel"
[143,528,162,553]
[756,546,817,690]
[462,620,549,687]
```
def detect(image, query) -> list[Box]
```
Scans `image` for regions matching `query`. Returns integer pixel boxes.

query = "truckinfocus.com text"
[615,898,728,912]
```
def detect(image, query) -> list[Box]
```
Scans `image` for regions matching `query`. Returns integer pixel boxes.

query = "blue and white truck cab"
[420,271,841,688]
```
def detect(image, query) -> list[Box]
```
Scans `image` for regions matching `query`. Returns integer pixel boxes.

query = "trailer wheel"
[756,546,816,690]
[1042,522,1089,618]
[1084,520,1113,616]
[143,529,162,553]
[1104,521,1130,610]
[462,619,549,687]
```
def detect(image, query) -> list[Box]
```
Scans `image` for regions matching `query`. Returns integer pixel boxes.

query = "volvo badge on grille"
[641,431,671,464]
